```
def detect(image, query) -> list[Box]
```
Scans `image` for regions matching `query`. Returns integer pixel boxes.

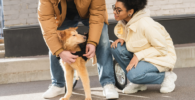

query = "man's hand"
[59,51,78,64]
[83,44,96,58]
[111,39,125,49]
[126,54,139,72]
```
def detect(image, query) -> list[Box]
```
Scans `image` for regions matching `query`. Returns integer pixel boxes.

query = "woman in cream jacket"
[111,0,177,94]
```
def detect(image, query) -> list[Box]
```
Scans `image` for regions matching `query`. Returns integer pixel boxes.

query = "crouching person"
[111,0,177,94]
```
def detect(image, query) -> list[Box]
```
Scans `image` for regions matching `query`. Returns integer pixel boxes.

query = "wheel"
[113,59,127,90]
[109,40,127,90]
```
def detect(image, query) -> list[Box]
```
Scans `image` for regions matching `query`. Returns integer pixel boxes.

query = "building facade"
[2,0,195,57]
[2,0,195,27]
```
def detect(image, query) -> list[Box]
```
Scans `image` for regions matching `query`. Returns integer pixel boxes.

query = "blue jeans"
[111,43,165,84]
[49,15,115,87]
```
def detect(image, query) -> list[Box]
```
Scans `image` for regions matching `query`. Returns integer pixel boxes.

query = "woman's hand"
[126,54,139,72]
[111,39,125,49]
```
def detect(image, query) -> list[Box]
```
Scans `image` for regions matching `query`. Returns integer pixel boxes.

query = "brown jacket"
[38,0,109,56]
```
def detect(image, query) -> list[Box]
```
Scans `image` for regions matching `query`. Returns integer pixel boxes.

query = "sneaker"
[103,84,119,99]
[42,85,65,99]
[122,83,147,94]
[160,72,177,93]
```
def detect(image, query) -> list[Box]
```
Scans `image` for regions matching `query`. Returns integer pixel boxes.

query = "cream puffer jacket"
[114,9,177,72]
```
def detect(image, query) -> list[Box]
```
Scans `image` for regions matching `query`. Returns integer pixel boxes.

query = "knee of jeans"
[110,43,122,55]
[111,43,128,57]
[127,71,143,84]
[99,38,110,49]
[111,46,118,54]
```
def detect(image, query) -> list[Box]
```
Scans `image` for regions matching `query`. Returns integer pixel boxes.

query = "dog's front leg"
[77,63,92,100]
[60,64,74,100]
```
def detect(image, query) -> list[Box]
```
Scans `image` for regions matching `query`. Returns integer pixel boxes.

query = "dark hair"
[117,0,147,13]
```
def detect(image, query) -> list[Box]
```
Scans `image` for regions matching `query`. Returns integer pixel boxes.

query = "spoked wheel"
[113,60,127,90]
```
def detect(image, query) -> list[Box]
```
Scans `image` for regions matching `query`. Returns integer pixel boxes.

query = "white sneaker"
[122,83,147,94]
[160,72,177,93]
[103,84,119,99]
[42,85,65,99]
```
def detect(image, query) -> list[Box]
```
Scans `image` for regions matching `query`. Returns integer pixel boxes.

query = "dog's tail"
[92,55,97,66]
[75,71,79,80]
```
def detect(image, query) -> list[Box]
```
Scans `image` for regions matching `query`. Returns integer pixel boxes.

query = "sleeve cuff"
[134,51,144,61]
[55,48,64,57]
[87,41,97,47]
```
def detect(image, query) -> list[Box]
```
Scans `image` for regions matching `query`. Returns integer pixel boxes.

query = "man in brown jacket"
[38,0,118,99]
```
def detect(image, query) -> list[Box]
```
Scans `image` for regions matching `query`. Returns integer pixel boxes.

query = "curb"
[0,45,195,84]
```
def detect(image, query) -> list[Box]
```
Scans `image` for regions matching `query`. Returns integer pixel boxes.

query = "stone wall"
[3,0,195,27]
[3,0,38,27]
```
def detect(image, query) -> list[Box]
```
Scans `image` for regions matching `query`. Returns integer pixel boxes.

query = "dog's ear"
[74,27,78,30]
[57,31,66,40]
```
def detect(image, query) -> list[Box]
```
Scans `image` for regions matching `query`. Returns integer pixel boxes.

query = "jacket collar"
[129,23,137,32]
[119,9,151,33]
[119,20,137,32]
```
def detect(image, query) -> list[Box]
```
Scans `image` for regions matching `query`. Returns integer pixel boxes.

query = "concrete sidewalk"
[0,67,195,100]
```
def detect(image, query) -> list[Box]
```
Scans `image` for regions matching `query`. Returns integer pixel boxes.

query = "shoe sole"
[160,84,175,93]
[123,85,147,94]
[106,96,119,99]
[105,94,119,99]
[43,92,65,99]
[103,91,119,99]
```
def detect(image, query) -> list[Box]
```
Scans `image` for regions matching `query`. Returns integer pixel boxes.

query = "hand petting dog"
[59,51,78,64]
[83,44,96,58]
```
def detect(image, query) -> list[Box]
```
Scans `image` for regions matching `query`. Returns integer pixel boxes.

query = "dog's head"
[57,27,87,49]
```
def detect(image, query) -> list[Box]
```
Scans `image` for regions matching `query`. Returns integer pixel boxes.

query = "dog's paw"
[85,98,92,100]
[60,97,69,100]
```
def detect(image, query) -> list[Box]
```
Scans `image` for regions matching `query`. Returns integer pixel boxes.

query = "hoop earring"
[128,14,131,17]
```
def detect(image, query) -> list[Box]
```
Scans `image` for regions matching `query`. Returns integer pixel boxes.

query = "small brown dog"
[57,27,96,100]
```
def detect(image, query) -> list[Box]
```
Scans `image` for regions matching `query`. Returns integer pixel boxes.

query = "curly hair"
[117,0,147,13]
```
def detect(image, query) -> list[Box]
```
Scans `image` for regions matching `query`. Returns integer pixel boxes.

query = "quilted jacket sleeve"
[88,0,107,46]
[38,0,63,55]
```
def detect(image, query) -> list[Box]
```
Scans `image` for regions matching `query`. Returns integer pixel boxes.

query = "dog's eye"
[73,35,76,36]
